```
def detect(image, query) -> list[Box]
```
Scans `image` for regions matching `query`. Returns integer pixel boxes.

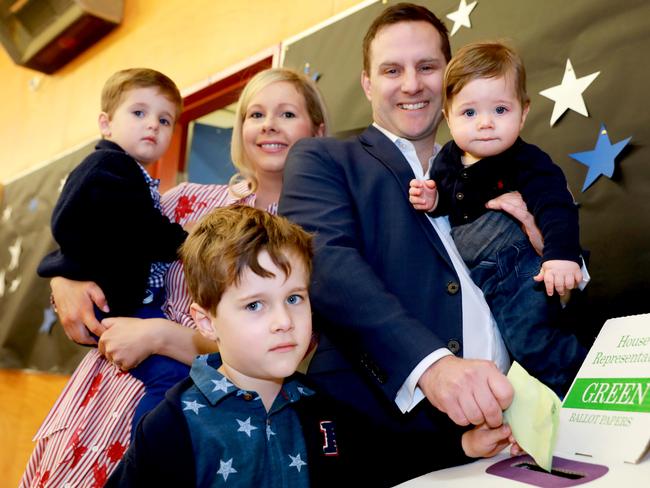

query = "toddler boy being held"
[409,43,587,395]
[38,68,190,427]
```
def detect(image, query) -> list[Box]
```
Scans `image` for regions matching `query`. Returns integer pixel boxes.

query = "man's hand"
[50,277,109,345]
[419,355,513,427]
[409,179,438,211]
[534,259,583,296]
[486,192,543,256]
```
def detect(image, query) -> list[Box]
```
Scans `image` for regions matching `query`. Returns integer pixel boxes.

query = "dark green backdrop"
[282,0,650,337]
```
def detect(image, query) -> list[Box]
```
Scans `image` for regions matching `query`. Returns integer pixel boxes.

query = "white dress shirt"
[371,124,511,413]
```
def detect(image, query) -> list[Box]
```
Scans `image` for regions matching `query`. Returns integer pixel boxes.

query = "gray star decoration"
[211,377,234,393]
[236,417,258,437]
[288,453,307,472]
[217,458,237,481]
[182,399,206,415]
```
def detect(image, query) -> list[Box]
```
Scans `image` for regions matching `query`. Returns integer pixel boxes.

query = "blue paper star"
[28,198,39,212]
[570,123,632,192]
[303,62,321,82]
[39,306,58,334]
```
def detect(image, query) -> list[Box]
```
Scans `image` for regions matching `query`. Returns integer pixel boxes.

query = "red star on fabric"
[174,194,207,221]
[80,372,103,407]
[92,462,108,487]
[70,444,88,468]
[36,470,50,488]
[66,427,82,449]
[106,441,127,463]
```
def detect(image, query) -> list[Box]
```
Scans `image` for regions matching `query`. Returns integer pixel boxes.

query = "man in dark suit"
[278,4,545,485]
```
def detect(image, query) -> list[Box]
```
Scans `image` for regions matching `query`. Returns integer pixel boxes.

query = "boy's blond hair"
[229,68,329,198]
[181,205,313,316]
[101,68,183,119]
[443,42,530,113]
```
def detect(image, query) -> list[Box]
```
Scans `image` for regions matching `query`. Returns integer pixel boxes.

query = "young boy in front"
[38,68,190,427]
[409,42,587,396]
[106,205,516,487]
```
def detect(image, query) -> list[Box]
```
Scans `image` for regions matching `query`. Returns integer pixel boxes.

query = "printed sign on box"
[557,313,650,463]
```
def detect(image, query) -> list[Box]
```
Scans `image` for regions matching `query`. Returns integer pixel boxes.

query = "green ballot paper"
[503,361,561,472]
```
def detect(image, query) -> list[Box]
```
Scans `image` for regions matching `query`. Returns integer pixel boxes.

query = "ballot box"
[397,313,650,487]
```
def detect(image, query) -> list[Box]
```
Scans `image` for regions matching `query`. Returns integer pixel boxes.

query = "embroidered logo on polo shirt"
[319,420,339,456]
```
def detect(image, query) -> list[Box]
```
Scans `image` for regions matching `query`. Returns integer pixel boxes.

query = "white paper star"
[266,424,276,440]
[446,0,477,36]
[39,307,58,334]
[58,176,68,193]
[182,399,206,415]
[217,458,237,481]
[236,417,258,437]
[8,277,21,293]
[8,237,22,271]
[1,206,12,222]
[288,453,307,472]
[0,269,5,297]
[211,377,234,393]
[539,59,600,126]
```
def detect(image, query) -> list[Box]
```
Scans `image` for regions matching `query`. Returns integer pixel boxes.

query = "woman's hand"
[50,277,109,345]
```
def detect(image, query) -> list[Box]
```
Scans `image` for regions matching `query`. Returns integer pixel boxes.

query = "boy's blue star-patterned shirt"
[181,353,315,487]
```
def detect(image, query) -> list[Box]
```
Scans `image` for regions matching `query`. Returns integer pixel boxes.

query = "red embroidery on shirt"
[80,372,103,407]
[67,427,82,449]
[36,470,50,488]
[70,444,88,468]
[92,462,108,487]
[174,195,207,221]
[106,441,127,463]
[497,180,504,190]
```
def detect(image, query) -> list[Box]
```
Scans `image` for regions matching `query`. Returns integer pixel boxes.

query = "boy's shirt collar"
[190,353,314,411]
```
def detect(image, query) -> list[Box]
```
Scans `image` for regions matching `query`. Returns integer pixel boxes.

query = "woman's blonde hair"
[229,68,329,198]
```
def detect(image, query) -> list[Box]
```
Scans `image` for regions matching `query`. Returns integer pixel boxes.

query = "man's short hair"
[181,205,314,316]
[443,42,530,113]
[362,2,451,74]
[101,68,183,119]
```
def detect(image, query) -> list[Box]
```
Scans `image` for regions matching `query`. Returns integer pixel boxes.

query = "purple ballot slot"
[486,454,609,487]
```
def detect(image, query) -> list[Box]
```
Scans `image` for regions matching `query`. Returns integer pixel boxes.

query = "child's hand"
[461,423,514,458]
[183,220,197,233]
[534,260,582,296]
[99,317,161,370]
[409,179,438,211]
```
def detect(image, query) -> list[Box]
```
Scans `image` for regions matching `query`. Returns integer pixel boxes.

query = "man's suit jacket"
[279,126,470,483]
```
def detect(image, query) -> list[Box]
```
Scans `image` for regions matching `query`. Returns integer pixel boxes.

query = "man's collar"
[372,122,442,168]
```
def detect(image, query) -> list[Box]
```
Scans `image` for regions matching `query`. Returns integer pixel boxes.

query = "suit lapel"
[358,126,456,270]
[359,126,416,190]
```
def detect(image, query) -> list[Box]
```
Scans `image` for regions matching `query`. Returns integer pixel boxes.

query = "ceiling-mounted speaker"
[0,0,123,74]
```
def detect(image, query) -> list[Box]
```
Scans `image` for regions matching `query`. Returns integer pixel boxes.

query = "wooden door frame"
[150,51,276,192]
